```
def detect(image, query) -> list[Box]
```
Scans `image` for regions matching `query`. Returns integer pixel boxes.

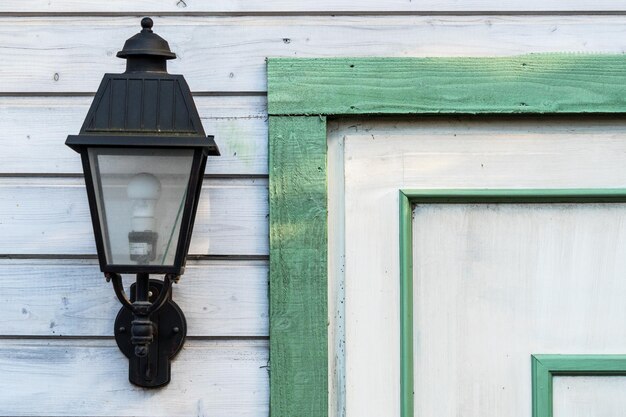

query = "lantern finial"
[141,17,153,31]
[116,16,176,61]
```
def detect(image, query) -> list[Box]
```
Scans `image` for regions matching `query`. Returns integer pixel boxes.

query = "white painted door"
[328,117,626,417]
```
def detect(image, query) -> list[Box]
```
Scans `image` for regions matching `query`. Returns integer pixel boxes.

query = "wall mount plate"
[114,278,187,388]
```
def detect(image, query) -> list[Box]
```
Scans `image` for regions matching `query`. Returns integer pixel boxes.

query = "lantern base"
[114,278,187,388]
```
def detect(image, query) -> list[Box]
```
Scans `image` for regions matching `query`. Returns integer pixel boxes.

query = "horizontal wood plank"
[0,339,268,416]
[0,96,267,175]
[0,259,268,337]
[4,16,626,93]
[0,177,268,255]
[3,0,626,13]
[269,55,626,115]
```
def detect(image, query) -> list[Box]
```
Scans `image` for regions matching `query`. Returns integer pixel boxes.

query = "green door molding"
[400,190,626,417]
[532,354,626,417]
[267,55,626,417]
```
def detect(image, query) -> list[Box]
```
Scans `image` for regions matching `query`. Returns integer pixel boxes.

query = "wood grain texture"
[339,117,626,189]
[0,177,268,256]
[327,124,347,417]
[5,0,626,13]
[413,207,626,417]
[0,96,267,175]
[0,259,268,337]
[272,59,626,414]
[269,55,626,115]
[0,339,268,417]
[332,118,626,416]
[6,16,626,93]
[269,116,328,417]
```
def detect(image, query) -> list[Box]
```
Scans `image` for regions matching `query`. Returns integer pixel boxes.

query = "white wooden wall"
[1,2,625,416]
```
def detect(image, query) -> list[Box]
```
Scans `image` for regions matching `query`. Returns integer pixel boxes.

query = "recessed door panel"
[329,117,626,416]
[554,376,626,417]
[413,203,626,417]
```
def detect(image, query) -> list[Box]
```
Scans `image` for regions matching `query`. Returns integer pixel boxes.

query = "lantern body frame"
[66,72,218,276]
[68,141,209,276]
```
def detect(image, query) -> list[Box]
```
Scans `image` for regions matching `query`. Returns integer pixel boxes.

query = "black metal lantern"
[66,17,219,388]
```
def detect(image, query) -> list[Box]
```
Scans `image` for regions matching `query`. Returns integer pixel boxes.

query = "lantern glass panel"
[87,147,195,267]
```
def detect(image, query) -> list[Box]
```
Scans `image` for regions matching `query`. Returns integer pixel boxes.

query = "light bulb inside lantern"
[127,173,161,264]
[128,173,161,231]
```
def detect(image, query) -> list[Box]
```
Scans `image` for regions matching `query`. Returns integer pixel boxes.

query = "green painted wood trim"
[402,188,626,203]
[399,191,414,417]
[268,56,626,417]
[532,354,553,417]
[268,55,626,116]
[399,189,626,417]
[269,116,328,417]
[531,354,626,417]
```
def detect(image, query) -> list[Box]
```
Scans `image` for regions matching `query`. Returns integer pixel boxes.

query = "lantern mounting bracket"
[106,272,187,388]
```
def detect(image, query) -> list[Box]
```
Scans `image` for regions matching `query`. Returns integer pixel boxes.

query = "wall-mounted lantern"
[66,17,219,388]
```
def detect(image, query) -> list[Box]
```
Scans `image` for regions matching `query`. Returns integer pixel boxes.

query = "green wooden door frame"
[267,55,626,417]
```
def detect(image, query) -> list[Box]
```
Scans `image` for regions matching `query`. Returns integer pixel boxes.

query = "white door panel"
[554,376,626,417]
[329,117,626,416]
[414,203,626,417]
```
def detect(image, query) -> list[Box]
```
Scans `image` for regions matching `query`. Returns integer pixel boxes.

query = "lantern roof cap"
[117,17,176,60]
[65,17,219,157]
